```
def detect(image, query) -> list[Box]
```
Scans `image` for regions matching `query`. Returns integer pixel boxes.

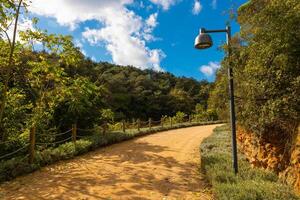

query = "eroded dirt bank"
[237,126,300,194]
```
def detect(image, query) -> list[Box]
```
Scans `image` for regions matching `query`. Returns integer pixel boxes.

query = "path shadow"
[1,137,210,200]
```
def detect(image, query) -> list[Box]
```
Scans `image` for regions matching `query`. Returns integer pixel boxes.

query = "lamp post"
[194,26,238,174]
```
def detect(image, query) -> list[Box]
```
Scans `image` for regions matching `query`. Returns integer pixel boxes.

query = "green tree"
[0,0,26,139]
[209,0,300,141]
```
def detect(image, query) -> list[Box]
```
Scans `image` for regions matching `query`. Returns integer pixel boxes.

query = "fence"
[0,115,225,164]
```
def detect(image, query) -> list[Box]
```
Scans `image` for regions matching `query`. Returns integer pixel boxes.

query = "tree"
[209,0,300,141]
[237,0,300,137]
[0,0,29,139]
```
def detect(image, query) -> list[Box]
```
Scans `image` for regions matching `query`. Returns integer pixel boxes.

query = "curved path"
[0,125,219,200]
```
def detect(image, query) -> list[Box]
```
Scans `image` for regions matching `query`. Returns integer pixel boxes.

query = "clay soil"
[0,125,219,200]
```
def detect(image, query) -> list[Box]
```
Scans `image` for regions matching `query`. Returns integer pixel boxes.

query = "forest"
[0,35,213,137]
[0,0,216,163]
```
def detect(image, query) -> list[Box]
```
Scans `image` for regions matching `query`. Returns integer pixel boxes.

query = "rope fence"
[77,128,97,132]
[38,129,72,137]
[0,115,225,163]
[35,136,73,146]
[0,140,13,145]
[0,144,29,160]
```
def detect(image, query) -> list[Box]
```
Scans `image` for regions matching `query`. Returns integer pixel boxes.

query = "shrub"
[108,122,123,131]
[172,111,186,123]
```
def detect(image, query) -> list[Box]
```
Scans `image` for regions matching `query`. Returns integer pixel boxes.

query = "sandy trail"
[0,125,219,200]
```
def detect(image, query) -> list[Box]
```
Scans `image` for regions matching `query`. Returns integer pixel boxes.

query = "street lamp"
[194,26,238,174]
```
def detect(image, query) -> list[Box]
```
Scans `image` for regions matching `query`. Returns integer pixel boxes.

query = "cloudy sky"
[26,0,247,81]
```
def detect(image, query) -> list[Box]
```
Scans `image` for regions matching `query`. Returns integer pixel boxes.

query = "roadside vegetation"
[209,0,300,137]
[200,125,300,200]
[0,112,221,183]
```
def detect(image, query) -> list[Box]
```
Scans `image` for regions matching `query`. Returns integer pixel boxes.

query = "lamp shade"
[194,32,213,49]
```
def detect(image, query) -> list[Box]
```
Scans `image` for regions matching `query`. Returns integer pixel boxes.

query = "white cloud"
[200,61,220,76]
[211,0,217,9]
[91,56,97,62]
[149,49,166,71]
[74,39,83,49]
[29,0,164,71]
[192,0,202,15]
[143,12,159,41]
[83,26,164,71]
[74,39,87,56]
[146,13,158,29]
[149,0,177,10]
[29,0,134,30]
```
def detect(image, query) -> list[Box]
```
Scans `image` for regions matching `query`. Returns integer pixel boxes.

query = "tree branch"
[0,27,12,48]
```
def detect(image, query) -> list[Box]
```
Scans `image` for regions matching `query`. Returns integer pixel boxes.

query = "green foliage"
[193,104,218,121]
[208,67,229,120]
[100,108,114,122]
[172,111,186,123]
[208,0,300,140]
[200,125,299,200]
[3,88,32,138]
[236,0,300,137]
[108,122,123,131]
[92,66,210,121]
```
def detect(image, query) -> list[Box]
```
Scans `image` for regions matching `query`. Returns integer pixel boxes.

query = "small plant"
[172,111,186,123]
[108,122,123,131]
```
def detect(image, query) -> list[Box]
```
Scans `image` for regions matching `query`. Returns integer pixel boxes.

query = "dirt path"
[0,125,219,200]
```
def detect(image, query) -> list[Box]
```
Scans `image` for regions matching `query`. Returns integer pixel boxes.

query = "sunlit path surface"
[0,125,220,200]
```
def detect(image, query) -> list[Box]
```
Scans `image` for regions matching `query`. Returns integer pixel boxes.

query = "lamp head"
[194,28,213,49]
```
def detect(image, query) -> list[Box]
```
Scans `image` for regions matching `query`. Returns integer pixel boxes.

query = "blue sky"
[26,0,247,82]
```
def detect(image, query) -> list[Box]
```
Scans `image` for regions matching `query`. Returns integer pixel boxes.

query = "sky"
[24,0,248,82]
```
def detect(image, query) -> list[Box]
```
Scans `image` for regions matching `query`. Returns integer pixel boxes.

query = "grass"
[0,120,221,183]
[200,125,300,200]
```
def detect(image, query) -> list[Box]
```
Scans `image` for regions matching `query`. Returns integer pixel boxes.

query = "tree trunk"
[0,0,23,140]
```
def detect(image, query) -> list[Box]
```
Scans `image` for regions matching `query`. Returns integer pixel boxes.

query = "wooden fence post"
[72,124,77,144]
[103,121,107,134]
[122,120,126,133]
[161,117,164,128]
[170,118,173,127]
[189,115,191,123]
[149,118,152,130]
[29,126,36,164]
[137,119,140,131]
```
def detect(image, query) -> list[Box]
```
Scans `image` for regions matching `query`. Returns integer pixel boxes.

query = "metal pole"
[226,25,238,174]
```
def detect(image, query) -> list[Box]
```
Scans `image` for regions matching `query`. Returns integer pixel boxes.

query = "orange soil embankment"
[0,125,220,200]
[237,126,300,194]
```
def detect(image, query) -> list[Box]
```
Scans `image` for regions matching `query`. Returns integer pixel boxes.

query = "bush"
[108,122,123,131]
[172,111,186,123]
[200,125,299,200]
